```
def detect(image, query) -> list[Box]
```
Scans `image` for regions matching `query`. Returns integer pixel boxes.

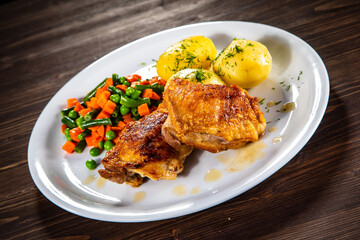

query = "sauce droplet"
[216,141,266,172]
[191,187,201,195]
[273,136,283,143]
[268,126,277,132]
[172,185,187,196]
[133,191,146,203]
[281,102,296,112]
[204,169,223,182]
[96,177,107,188]
[82,175,96,185]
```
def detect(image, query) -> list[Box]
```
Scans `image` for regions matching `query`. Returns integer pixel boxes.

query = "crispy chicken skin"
[162,78,266,153]
[98,109,193,187]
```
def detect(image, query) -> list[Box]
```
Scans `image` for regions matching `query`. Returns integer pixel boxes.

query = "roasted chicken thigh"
[98,109,193,187]
[162,78,266,153]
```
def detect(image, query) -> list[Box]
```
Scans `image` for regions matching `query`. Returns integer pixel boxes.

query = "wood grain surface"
[1,0,359,239]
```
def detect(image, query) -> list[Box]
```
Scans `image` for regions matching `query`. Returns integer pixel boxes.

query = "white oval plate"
[28,21,329,222]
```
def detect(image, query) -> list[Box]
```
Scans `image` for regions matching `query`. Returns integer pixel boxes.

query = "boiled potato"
[169,69,225,85]
[157,36,217,80]
[213,39,272,88]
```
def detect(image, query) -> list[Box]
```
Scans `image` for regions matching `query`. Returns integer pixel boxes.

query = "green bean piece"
[120,95,150,108]
[79,118,112,129]
[110,94,121,104]
[105,130,116,140]
[135,83,164,94]
[112,73,119,85]
[76,117,85,127]
[84,109,100,121]
[86,159,97,170]
[77,129,91,141]
[61,106,75,117]
[61,116,77,129]
[123,80,131,87]
[104,140,115,151]
[89,147,101,157]
[131,90,142,99]
[119,76,126,84]
[98,140,104,149]
[120,105,130,115]
[125,87,135,96]
[131,107,139,117]
[108,85,125,96]
[112,114,122,126]
[82,78,108,104]
[111,106,120,118]
[74,140,87,153]
[64,128,72,141]
[68,110,78,119]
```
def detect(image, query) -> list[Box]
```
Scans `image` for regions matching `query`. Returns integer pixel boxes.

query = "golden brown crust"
[99,110,193,185]
[162,78,266,153]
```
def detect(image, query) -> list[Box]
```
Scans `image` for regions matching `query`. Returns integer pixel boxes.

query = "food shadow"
[180,149,203,177]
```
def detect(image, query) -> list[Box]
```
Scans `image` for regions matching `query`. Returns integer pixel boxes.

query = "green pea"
[98,140,104,149]
[120,105,130,115]
[131,90,142,99]
[104,140,114,151]
[110,94,121,104]
[89,147,101,157]
[123,80,131,87]
[68,110,78,119]
[76,116,85,127]
[86,159,97,170]
[105,130,116,140]
[126,87,135,96]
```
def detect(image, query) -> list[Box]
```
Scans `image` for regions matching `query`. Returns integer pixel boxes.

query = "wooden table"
[1,0,359,239]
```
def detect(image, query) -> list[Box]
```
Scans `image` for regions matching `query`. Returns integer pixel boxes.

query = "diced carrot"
[142,88,153,98]
[138,103,150,116]
[150,92,160,100]
[85,135,94,147]
[97,125,105,138]
[88,126,99,132]
[122,113,133,123]
[97,97,107,109]
[126,74,141,83]
[74,102,84,112]
[149,79,159,85]
[111,126,124,131]
[105,125,111,133]
[159,78,167,86]
[131,81,141,88]
[113,136,120,144]
[100,90,111,100]
[116,85,128,92]
[69,127,83,142]
[118,121,126,129]
[86,97,100,109]
[101,78,113,91]
[103,100,117,115]
[62,141,77,154]
[96,110,110,119]
[67,98,79,108]
[61,124,67,134]
[80,108,92,117]
[140,80,150,85]
[95,88,103,98]
[92,131,100,139]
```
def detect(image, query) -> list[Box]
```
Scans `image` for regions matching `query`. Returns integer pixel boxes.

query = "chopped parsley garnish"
[297,70,303,80]
[258,98,265,105]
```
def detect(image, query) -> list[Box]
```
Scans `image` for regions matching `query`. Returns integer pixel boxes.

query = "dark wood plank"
[0,0,359,239]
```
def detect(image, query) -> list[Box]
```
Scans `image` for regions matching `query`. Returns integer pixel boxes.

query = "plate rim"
[28,20,330,222]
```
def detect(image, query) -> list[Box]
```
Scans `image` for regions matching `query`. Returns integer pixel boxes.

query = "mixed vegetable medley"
[60,74,166,168]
